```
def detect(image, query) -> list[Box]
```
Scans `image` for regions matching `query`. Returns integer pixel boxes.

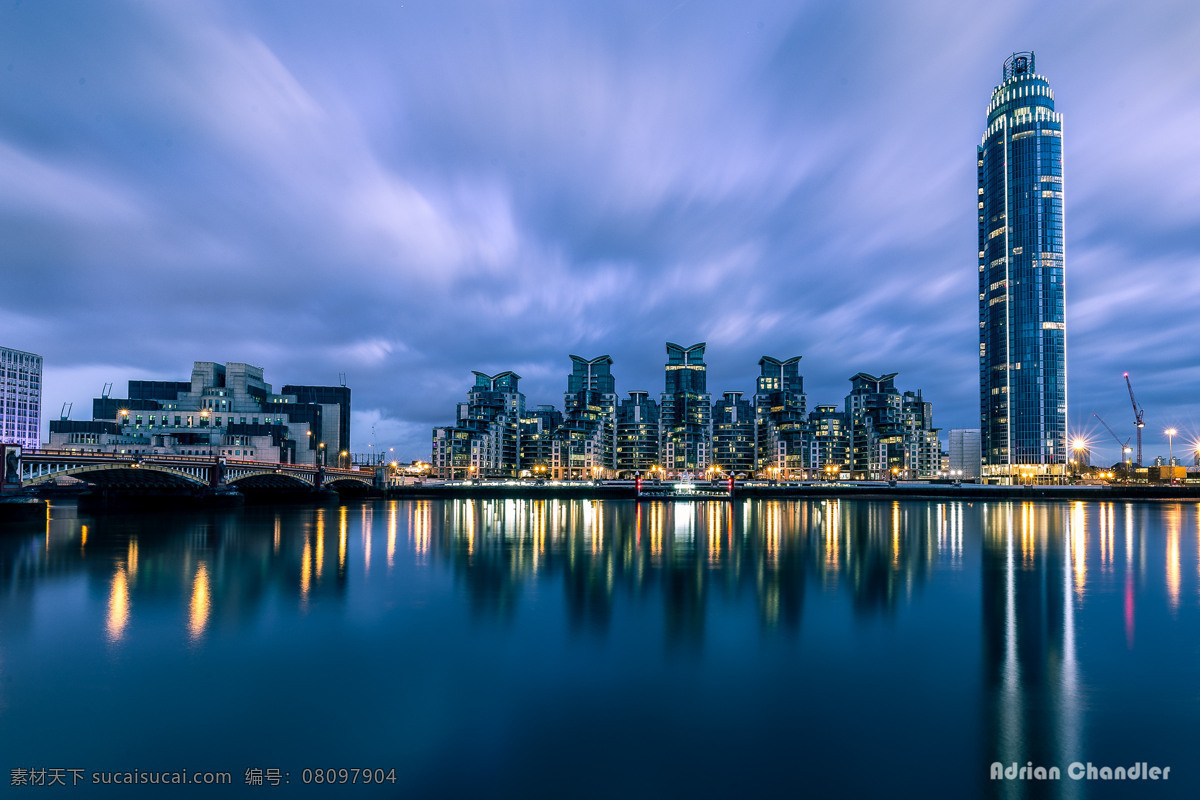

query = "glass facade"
[979,52,1067,480]
[519,405,562,473]
[844,373,941,479]
[659,343,711,472]
[432,372,525,479]
[555,356,617,479]
[753,356,808,477]
[615,391,659,475]
[465,371,524,476]
[712,391,755,476]
[810,405,849,473]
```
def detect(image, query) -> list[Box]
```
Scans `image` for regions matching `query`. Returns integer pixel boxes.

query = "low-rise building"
[48,362,346,465]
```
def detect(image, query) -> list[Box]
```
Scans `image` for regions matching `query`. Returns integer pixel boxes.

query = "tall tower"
[659,342,711,473]
[978,52,1067,483]
[753,356,807,477]
[558,355,618,477]
[1,346,42,450]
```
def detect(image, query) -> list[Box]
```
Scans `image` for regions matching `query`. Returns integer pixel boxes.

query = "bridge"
[13,449,380,494]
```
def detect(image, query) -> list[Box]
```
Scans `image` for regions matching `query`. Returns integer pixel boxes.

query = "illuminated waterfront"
[1,499,1198,797]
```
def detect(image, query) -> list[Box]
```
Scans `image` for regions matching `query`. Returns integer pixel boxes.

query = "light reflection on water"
[0,498,1198,797]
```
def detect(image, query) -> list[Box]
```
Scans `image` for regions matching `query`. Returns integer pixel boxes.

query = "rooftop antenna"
[339,372,347,387]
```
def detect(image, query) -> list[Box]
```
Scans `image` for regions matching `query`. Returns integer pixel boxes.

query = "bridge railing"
[25,449,375,474]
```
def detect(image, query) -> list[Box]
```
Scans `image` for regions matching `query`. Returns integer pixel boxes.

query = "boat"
[636,477,733,500]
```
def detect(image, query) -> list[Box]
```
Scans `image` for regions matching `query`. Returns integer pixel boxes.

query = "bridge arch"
[226,471,314,490]
[324,475,375,488]
[24,463,209,489]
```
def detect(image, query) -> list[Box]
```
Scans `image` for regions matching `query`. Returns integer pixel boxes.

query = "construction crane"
[1093,413,1132,466]
[1123,373,1145,467]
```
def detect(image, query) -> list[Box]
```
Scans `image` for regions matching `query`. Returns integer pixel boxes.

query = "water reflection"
[1166,505,1181,612]
[1,498,1199,796]
[978,501,1200,798]
[0,499,972,648]
[106,566,129,643]
[412,499,950,643]
[982,503,1081,800]
[188,562,211,642]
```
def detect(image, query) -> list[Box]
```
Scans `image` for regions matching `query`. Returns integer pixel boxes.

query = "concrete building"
[1,346,42,451]
[949,429,982,479]
[48,361,344,465]
[282,384,351,463]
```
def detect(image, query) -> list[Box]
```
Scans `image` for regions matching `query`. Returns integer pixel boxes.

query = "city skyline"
[2,2,1198,464]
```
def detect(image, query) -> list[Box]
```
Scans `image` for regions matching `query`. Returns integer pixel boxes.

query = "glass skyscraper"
[660,342,711,472]
[978,52,1067,482]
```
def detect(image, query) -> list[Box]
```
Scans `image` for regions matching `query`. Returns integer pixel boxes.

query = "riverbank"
[386,480,1200,502]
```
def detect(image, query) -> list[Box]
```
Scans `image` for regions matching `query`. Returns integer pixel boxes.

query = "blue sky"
[2,0,1198,464]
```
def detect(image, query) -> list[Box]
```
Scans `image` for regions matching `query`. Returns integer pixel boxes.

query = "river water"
[1,498,1198,798]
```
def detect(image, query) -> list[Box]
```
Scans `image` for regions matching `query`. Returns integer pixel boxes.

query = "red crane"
[1123,373,1145,467]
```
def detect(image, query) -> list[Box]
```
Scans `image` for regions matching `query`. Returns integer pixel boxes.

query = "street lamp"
[1072,438,1087,479]
[1166,428,1178,466]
